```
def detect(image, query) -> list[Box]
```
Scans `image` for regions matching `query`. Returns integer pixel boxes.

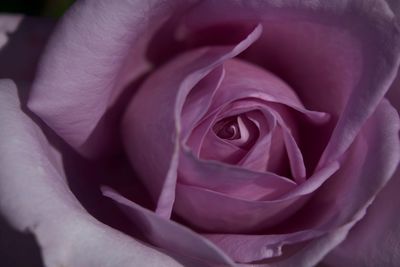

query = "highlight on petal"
[27,0,196,157]
[0,15,22,50]
[0,80,183,267]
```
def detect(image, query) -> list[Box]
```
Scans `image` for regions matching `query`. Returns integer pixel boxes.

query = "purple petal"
[0,80,182,267]
[27,0,194,157]
[122,25,262,218]
[180,0,400,169]
[323,100,400,267]
[179,150,296,201]
[102,187,236,267]
[173,160,338,233]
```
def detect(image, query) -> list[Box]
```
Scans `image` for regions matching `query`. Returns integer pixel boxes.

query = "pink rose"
[1,1,400,266]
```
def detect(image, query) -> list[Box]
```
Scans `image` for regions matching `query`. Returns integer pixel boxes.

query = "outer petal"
[103,187,237,267]
[0,80,183,267]
[323,73,400,267]
[179,0,400,167]
[323,168,400,267]
[28,0,197,157]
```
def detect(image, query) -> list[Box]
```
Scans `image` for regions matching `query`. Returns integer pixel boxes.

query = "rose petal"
[323,169,400,267]
[122,25,262,218]
[208,59,330,124]
[174,159,339,233]
[0,80,182,267]
[174,183,308,233]
[388,69,400,113]
[102,187,236,267]
[199,129,248,164]
[205,97,399,264]
[179,0,400,170]
[179,150,296,201]
[204,229,325,263]
[322,100,400,267]
[181,65,226,139]
[27,0,195,157]
[237,110,275,171]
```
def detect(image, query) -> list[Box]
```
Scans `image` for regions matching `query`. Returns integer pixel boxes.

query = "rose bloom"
[1,1,400,267]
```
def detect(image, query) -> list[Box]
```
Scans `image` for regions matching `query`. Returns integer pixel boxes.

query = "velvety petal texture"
[2,0,400,267]
[324,170,400,267]
[28,0,196,157]
[323,70,400,267]
[122,24,263,217]
[119,1,398,266]
[0,80,184,267]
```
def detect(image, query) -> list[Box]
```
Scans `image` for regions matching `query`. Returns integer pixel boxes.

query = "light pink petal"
[27,0,194,157]
[0,80,182,267]
[321,100,400,267]
[122,25,262,218]
[102,187,236,267]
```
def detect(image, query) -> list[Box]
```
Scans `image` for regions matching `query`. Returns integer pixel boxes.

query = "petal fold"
[0,80,183,267]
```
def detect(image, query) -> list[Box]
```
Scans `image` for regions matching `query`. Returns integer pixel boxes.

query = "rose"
[1,1,400,267]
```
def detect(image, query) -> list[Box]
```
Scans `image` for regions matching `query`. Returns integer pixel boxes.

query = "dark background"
[1,2,74,266]
[0,0,74,17]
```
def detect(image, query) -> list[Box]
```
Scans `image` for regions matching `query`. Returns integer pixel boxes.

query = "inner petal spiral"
[213,116,240,140]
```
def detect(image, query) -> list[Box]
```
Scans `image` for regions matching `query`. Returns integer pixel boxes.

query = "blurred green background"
[0,0,74,17]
